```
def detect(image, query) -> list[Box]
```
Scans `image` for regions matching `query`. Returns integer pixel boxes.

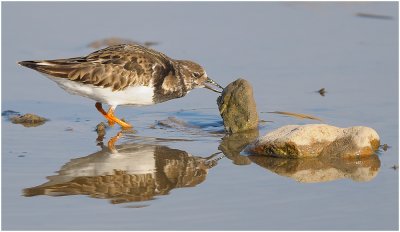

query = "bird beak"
[204,77,224,93]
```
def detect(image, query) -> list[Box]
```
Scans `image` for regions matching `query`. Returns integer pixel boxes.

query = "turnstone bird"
[18,44,223,128]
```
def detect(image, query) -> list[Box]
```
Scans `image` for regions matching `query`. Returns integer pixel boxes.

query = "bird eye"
[192,72,200,78]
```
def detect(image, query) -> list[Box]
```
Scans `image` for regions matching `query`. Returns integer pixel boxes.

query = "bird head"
[177,60,224,93]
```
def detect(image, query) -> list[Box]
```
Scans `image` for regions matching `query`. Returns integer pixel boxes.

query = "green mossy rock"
[217,79,258,134]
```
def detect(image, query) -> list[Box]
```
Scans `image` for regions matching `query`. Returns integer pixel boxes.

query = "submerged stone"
[246,124,380,158]
[217,78,258,134]
[11,113,47,127]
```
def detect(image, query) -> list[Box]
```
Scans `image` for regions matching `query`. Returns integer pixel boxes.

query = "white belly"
[49,76,154,106]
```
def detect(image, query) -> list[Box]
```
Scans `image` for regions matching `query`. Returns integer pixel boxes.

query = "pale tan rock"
[246,124,380,158]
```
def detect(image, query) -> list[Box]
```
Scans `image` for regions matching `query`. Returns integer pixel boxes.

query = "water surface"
[2,2,398,230]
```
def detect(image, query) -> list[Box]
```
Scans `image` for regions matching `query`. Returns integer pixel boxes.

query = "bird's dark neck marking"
[152,61,188,104]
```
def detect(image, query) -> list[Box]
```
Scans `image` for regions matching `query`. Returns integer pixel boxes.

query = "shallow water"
[2,2,398,230]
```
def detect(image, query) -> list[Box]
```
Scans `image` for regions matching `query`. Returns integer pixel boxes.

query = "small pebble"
[11,113,47,127]
[259,120,273,126]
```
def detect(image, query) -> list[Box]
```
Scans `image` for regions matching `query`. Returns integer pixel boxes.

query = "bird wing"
[18,44,174,91]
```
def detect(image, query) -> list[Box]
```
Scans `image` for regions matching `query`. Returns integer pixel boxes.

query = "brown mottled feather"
[20,44,174,91]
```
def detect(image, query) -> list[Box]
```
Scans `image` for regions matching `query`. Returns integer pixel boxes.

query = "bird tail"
[18,60,42,70]
[17,58,85,78]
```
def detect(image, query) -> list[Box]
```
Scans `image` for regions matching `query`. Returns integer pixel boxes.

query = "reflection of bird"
[23,142,222,204]
[18,44,223,128]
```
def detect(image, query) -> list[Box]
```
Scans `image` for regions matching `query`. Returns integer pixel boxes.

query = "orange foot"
[95,102,132,129]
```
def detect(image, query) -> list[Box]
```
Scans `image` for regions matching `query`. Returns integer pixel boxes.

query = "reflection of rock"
[88,37,158,49]
[247,124,380,158]
[10,113,47,127]
[95,122,107,142]
[24,142,218,204]
[217,79,258,133]
[249,154,381,183]
[219,129,259,165]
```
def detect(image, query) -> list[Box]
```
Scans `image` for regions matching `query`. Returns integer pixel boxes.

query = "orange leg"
[106,107,116,126]
[95,102,132,128]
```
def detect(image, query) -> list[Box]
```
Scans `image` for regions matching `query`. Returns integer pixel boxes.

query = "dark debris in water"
[391,165,398,170]
[381,144,390,151]
[263,111,323,122]
[2,110,21,117]
[259,119,273,125]
[10,113,48,127]
[123,204,150,209]
[356,12,393,20]
[317,88,326,96]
